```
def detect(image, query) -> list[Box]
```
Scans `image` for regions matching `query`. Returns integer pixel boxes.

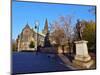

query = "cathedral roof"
[18,22,46,41]
[38,32,46,37]
[22,23,30,31]
[25,23,30,28]
[33,29,46,37]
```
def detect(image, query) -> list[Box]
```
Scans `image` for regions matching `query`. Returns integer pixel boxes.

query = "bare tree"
[59,16,74,41]
[49,15,74,46]
[50,21,65,45]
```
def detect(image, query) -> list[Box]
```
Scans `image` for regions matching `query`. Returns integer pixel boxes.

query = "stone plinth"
[58,46,63,54]
[64,46,69,53]
[73,40,94,68]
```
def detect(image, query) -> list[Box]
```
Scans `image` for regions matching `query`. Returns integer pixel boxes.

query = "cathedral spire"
[42,18,49,35]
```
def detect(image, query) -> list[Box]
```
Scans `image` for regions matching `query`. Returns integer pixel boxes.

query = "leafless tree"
[49,15,74,46]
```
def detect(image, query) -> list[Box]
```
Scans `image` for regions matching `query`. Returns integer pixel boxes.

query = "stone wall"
[39,45,70,54]
[40,47,57,53]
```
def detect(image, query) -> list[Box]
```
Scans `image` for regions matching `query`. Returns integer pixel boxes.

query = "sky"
[12,0,96,40]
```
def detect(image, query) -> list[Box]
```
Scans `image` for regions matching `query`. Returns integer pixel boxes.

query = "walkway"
[58,54,76,70]
[12,52,72,74]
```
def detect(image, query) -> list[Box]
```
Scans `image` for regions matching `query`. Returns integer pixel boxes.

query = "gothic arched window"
[23,28,30,42]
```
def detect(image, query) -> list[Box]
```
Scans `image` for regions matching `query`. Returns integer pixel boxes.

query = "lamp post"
[35,20,39,52]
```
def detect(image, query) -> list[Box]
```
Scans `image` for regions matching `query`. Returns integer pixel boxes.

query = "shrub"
[29,41,35,48]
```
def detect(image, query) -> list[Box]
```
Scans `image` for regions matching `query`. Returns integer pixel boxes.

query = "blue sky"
[12,0,96,40]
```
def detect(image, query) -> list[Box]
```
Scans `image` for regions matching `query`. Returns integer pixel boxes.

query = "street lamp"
[35,20,39,52]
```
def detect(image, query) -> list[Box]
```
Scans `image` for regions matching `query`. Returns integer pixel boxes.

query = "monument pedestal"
[58,46,63,54]
[73,40,94,68]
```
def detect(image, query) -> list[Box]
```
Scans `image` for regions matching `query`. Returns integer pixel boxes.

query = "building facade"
[16,19,48,51]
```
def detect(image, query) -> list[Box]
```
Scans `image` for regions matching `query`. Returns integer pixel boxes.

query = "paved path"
[58,54,71,64]
[58,54,77,70]
[12,52,72,74]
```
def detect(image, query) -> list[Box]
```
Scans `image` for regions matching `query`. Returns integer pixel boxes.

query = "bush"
[29,41,35,48]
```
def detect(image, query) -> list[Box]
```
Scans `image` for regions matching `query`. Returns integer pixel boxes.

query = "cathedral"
[16,19,49,51]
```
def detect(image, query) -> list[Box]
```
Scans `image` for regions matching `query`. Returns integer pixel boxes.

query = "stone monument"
[73,20,94,68]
